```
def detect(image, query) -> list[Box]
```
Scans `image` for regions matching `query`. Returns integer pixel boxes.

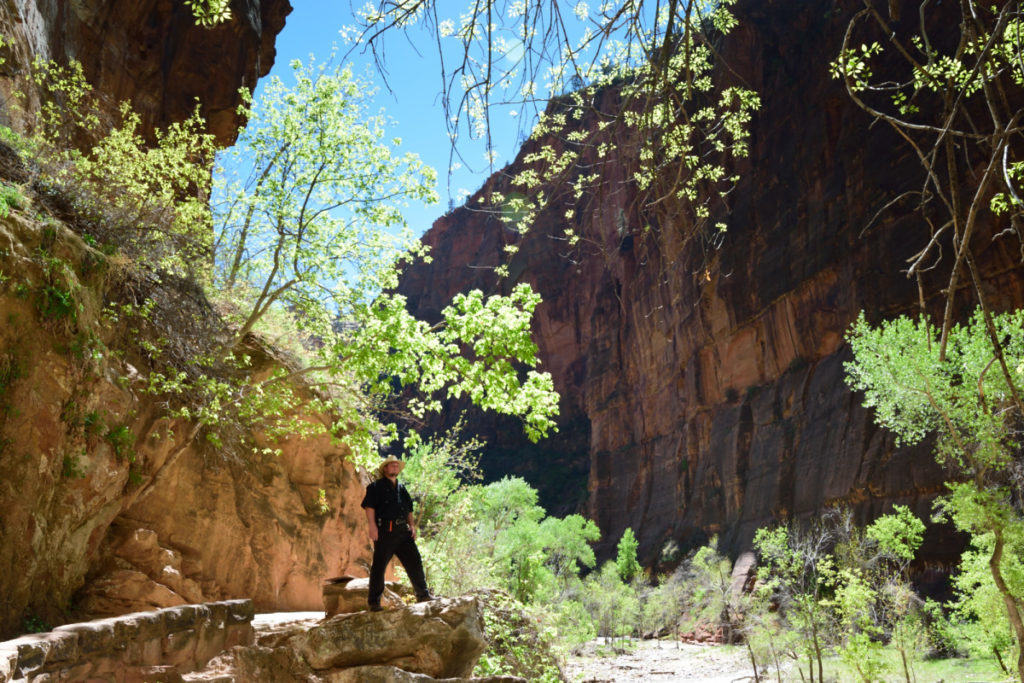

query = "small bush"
[36,284,75,321]
[19,613,49,634]
[580,562,641,638]
[82,410,103,435]
[0,182,24,217]
[473,590,564,682]
[61,451,86,479]
[104,424,134,460]
[16,58,217,277]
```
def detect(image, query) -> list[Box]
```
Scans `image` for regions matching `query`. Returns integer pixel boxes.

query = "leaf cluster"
[348,0,759,277]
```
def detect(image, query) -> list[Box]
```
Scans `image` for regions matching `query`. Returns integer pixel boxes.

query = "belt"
[377,519,408,532]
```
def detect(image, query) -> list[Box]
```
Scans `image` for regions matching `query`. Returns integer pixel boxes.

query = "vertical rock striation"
[396,0,1024,563]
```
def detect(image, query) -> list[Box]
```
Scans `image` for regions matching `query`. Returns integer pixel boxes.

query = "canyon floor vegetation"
[398,431,1018,681]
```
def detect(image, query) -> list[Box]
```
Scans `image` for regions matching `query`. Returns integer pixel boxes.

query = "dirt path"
[565,638,758,683]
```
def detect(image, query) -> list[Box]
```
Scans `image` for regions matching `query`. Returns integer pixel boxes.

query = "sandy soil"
[565,638,759,683]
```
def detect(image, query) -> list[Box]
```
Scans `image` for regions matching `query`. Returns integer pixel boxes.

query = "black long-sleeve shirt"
[360,478,413,521]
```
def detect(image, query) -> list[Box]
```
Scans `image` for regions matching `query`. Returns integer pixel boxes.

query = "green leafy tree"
[638,537,739,641]
[14,58,217,276]
[754,522,838,683]
[683,542,739,641]
[13,51,560,496]
[202,56,560,466]
[866,504,924,564]
[581,561,641,638]
[865,506,927,683]
[846,308,1024,680]
[832,9,1024,674]
[832,2,1024,361]
[952,533,1024,674]
[414,471,599,605]
[464,476,599,602]
[401,427,483,530]
[827,567,887,683]
[615,527,642,583]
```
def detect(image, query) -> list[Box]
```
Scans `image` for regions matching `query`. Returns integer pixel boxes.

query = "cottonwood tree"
[832,1,1024,362]
[846,309,1024,680]
[206,57,559,466]
[347,0,758,275]
[753,521,839,683]
[834,4,1024,678]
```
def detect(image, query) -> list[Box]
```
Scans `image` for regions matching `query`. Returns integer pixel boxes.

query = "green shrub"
[36,284,75,321]
[82,410,103,435]
[61,451,86,479]
[472,590,564,681]
[18,58,217,277]
[104,424,134,460]
[615,527,642,583]
[19,613,49,634]
[0,182,24,217]
[580,562,641,638]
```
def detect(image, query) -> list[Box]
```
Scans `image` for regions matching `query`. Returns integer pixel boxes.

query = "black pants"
[368,522,429,605]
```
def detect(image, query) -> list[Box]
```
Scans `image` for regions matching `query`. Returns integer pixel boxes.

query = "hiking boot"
[415,592,436,603]
[368,603,383,612]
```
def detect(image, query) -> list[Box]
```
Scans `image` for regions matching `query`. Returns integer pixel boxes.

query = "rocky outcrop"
[0,0,292,143]
[323,577,407,617]
[186,597,503,682]
[396,0,1023,564]
[0,183,371,638]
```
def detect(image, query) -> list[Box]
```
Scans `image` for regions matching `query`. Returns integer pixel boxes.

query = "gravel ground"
[565,638,759,683]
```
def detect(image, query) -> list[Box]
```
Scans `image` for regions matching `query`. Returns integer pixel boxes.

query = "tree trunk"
[988,527,1024,683]
[745,638,760,682]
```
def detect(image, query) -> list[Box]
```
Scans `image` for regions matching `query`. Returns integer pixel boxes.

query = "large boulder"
[184,597,493,682]
[296,597,485,677]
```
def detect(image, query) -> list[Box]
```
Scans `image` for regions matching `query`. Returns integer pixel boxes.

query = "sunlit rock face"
[396,0,1024,566]
[0,0,378,642]
[0,0,291,144]
[0,174,370,640]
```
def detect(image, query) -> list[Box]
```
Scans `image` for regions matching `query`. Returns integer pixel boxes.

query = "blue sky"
[261,0,526,238]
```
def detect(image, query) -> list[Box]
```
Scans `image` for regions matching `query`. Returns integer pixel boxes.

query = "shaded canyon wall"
[396,0,1024,563]
[0,0,291,143]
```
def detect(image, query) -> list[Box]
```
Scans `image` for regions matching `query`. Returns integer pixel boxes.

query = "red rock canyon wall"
[396,0,1024,564]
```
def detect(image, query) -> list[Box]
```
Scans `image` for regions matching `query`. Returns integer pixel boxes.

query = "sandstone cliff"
[0,189,371,638]
[396,0,1024,564]
[0,0,375,640]
[0,0,291,143]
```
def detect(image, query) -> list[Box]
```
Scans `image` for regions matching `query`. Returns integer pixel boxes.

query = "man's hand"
[410,525,417,540]
[365,507,377,543]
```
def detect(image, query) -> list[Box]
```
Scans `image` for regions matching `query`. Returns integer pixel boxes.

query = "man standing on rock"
[361,454,434,611]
